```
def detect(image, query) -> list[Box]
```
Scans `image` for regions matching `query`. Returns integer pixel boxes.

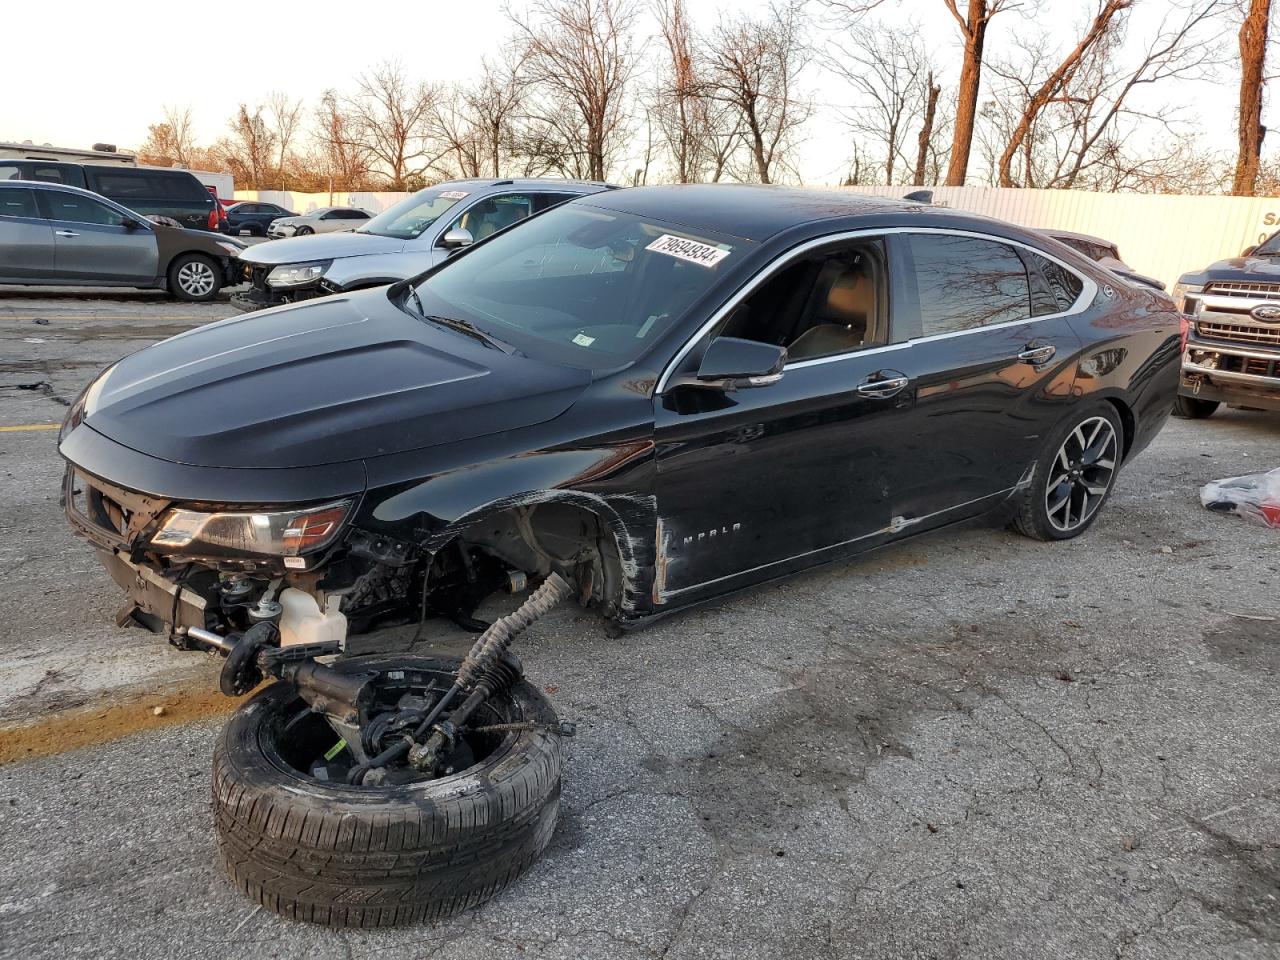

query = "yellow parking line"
[0,423,60,432]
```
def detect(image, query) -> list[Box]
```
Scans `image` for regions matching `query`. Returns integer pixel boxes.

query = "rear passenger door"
[36,190,158,283]
[0,188,56,280]
[881,231,1086,532]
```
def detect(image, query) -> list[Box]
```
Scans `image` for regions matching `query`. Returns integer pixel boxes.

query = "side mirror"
[122,218,143,231]
[678,336,787,391]
[1242,245,1258,257]
[439,227,474,250]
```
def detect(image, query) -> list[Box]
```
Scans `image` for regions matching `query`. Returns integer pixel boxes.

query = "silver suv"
[233,178,614,311]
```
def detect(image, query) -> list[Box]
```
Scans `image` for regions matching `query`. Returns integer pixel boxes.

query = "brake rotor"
[218,622,277,697]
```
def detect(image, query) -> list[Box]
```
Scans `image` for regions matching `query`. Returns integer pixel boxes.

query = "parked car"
[266,206,371,239]
[1172,235,1280,418]
[58,184,1181,926]
[0,159,226,232]
[0,181,244,300]
[1042,229,1166,291]
[235,179,613,311]
[224,200,295,237]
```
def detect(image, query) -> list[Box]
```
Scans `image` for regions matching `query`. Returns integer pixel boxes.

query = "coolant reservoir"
[278,587,347,648]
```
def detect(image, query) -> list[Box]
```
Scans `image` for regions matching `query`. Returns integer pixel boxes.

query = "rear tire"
[1012,402,1125,542]
[212,655,562,928]
[1173,394,1219,419]
[167,253,222,301]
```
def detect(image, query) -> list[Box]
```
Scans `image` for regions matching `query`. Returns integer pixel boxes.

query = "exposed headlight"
[267,261,330,287]
[150,499,352,557]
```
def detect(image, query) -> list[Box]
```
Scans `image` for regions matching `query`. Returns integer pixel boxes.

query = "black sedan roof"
[579,183,966,243]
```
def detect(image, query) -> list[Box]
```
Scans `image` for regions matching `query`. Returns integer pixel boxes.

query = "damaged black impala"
[59,184,1182,926]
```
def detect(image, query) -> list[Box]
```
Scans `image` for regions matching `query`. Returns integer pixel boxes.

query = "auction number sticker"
[439,190,470,200]
[646,234,730,268]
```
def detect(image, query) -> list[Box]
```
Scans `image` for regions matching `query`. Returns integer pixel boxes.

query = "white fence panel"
[836,185,1280,289]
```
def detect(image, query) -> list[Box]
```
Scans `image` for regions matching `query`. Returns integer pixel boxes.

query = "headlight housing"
[267,261,331,287]
[149,499,352,558]
[215,241,243,256]
[1171,282,1202,315]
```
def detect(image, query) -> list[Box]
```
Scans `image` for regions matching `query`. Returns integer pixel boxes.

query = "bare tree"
[995,0,1133,187]
[653,0,705,182]
[825,23,937,184]
[313,91,371,192]
[980,0,1228,190]
[465,53,528,178]
[136,105,198,167]
[345,62,445,190]
[1233,0,1272,194]
[913,72,943,185]
[943,0,1019,185]
[509,0,640,181]
[221,105,277,190]
[704,1,811,184]
[431,87,487,179]
[266,92,305,190]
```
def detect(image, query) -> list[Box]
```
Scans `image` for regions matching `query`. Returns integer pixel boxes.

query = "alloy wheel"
[178,260,216,297]
[1044,415,1118,533]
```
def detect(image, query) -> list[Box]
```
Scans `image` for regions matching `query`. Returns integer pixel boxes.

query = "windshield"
[410,205,744,367]
[359,189,470,239]
[1255,231,1280,256]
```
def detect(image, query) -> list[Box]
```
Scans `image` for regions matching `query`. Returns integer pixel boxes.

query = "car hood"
[1179,255,1280,287]
[241,232,406,265]
[83,292,591,470]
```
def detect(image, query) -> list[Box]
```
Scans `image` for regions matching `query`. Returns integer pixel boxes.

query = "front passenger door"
[36,190,158,283]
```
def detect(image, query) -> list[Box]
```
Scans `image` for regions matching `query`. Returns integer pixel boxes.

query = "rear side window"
[0,165,21,181]
[0,188,40,218]
[904,234,1031,337]
[1027,251,1084,314]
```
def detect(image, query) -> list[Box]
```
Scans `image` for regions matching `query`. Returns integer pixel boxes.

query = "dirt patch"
[0,680,246,766]
[1202,617,1280,673]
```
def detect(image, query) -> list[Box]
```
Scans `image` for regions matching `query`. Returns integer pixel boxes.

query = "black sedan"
[57,183,1182,924]
[62,182,1183,635]
[223,200,295,237]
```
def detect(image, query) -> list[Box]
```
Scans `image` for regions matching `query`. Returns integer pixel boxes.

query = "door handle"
[55,230,80,238]
[855,374,910,399]
[1018,344,1056,365]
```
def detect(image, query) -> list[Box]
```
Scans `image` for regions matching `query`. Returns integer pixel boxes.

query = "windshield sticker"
[646,234,730,268]
[439,190,470,200]
[572,332,596,347]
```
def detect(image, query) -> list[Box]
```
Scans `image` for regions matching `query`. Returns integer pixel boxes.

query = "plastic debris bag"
[1200,468,1280,528]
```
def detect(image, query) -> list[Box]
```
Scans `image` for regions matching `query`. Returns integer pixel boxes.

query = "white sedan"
[267,206,371,238]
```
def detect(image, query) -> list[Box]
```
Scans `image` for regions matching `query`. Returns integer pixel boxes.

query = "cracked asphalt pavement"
[1,289,1278,960]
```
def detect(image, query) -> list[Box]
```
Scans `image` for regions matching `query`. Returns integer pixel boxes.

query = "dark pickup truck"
[1173,235,1280,418]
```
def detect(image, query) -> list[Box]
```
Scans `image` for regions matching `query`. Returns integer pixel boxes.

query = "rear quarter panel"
[1067,282,1181,462]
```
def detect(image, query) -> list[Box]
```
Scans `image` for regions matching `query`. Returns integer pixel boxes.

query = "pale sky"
[2,0,1256,185]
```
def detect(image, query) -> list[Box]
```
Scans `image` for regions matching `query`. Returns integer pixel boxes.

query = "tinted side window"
[337,209,367,219]
[42,191,127,226]
[0,165,21,181]
[30,165,78,185]
[0,189,40,218]
[235,204,259,214]
[535,192,582,212]
[1029,252,1084,314]
[905,234,1031,337]
[93,171,156,198]
[157,173,210,200]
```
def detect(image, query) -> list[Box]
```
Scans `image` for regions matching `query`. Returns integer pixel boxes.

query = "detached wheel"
[168,253,222,301]
[212,655,562,928]
[1012,403,1124,542]
[1173,394,1219,419]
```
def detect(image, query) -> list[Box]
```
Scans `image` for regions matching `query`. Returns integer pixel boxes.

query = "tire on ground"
[1011,400,1125,542]
[1173,394,1219,419]
[211,654,562,928]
